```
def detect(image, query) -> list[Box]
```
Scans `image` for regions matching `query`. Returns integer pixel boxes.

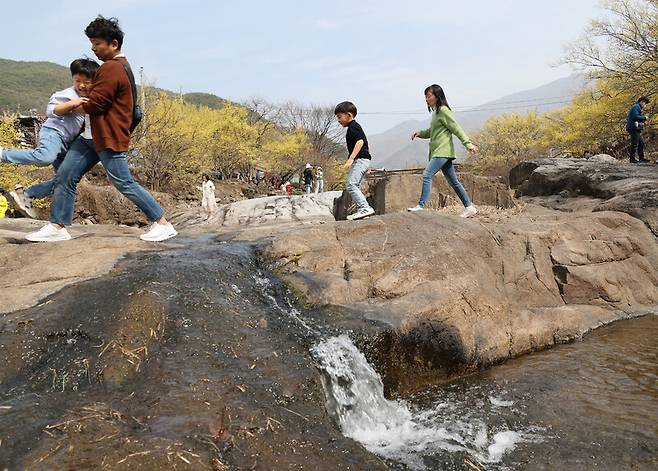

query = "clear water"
[312,315,658,470]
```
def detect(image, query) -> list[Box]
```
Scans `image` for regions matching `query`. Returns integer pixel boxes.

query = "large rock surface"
[172,191,341,228]
[510,158,658,236]
[0,219,163,314]
[262,207,658,395]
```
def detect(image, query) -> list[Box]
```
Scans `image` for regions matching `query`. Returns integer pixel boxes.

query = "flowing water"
[2,232,656,469]
[312,315,658,470]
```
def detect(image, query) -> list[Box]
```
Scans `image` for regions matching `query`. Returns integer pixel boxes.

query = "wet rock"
[0,240,387,470]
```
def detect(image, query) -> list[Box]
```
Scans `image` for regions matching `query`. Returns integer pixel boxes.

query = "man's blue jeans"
[418,157,471,208]
[24,156,65,200]
[50,137,165,226]
[1,127,68,166]
[346,158,372,210]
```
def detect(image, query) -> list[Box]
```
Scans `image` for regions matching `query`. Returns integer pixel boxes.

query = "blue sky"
[1,0,602,133]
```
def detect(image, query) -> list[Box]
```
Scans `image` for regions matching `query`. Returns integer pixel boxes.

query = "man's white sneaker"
[9,191,37,218]
[347,207,375,220]
[25,224,72,242]
[460,205,478,218]
[407,205,424,212]
[140,222,178,242]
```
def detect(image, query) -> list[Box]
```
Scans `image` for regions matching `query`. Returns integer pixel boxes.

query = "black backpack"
[122,63,143,133]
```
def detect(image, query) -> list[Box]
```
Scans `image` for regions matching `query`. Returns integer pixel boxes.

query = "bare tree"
[278,101,344,156]
[564,0,658,94]
[244,97,283,148]
[248,100,344,159]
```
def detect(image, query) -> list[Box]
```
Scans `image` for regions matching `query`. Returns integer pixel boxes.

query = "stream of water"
[311,315,658,470]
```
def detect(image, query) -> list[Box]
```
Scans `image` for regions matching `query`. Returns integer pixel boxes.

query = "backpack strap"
[122,63,138,113]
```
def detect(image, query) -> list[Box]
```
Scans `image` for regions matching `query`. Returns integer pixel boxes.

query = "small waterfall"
[252,270,538,469]
[312,335,537,470]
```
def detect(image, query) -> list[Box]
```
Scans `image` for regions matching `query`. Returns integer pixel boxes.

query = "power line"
[456,99,574,113]
[357,98,574,116]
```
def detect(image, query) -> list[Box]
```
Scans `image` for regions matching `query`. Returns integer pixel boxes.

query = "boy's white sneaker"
[25,224,72,242]
[407,205,424,212]
[9,191,37,218]
[460,205,478,218]
[140,222,178,242]
[347,207,375,220]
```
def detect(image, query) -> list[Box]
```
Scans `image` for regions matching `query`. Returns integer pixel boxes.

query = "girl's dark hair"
[334,101,358,117]
[638,96,650,104]
[85,15,124,48]
[202,173,210,181]
[70,58,100,78]
[424,84,451,112]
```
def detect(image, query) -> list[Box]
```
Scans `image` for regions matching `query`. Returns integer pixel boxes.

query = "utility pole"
[139,67,146,109]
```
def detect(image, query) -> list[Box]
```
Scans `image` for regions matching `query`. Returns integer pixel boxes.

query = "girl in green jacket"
[408,84,478,218]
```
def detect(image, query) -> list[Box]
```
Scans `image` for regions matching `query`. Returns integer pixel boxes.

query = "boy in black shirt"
[335,101,375,220]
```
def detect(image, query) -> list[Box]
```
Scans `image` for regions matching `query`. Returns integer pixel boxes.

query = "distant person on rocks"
[255,169,265,186]
[303,163,314,194]
[334,101,375,220]
[25,15,177,242]
[583,150,592,160]
[627,96,650,163]
[315,166,324,193]
[407,84,478,218]
[200,173,217,220]
[0,189,8,219]
[2,59,99,218]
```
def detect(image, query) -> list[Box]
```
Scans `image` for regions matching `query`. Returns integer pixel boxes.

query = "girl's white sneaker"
[460,205,478,218]
[407,205,424,212]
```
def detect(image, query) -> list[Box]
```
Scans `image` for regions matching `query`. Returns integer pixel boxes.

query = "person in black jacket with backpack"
[627,96,650,163]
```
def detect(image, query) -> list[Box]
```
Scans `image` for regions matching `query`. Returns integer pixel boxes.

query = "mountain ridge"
[0,58,227,113]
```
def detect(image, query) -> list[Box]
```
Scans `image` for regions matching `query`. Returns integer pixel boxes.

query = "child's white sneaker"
[460,205,478,218]
[347,207,375,220]
[140,222,178,242]
[9,191,37,218]
[25,224,72,242]
[407,205,424,212]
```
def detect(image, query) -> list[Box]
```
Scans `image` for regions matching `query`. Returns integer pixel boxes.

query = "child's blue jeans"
[1,127,68,167]
[346,158,372,210]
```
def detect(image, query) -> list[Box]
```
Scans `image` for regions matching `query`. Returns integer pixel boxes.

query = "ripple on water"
[314,315,658,471]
